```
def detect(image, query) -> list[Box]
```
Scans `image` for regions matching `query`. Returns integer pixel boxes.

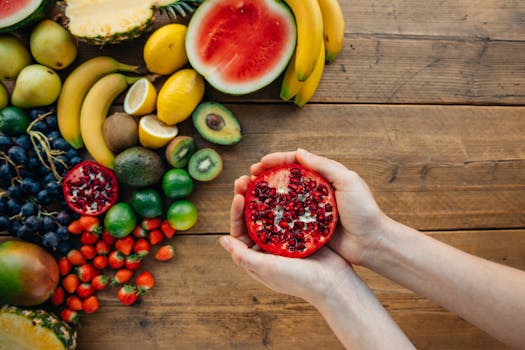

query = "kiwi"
[188,148,223,182]
[103,112,138,152]
[192,102,242,145]
[165,136,196,168]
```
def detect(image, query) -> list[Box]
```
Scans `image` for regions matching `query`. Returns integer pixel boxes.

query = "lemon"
[144,24,188,75]
[139,114,178,149]
[157,69,204,125]
[124,78,157,116]
[0,82,8,110]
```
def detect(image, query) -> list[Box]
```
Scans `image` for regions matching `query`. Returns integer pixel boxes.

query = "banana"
[283,0,324,81]
[57,56,140,149]
[317,0,345,62]
[280,53,303,101]
[80,73,140,169]
[294,42,325,107]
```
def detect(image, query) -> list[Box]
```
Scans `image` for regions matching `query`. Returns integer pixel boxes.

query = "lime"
[167,200,197,231]
[131,188,163,218]
[104,202,137,238]
[162,169,194,199]
[0,106,30,136]
[0,83,8,110]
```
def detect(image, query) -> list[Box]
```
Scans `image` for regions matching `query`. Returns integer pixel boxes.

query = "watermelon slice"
[0,0,54,33]
[185,0,296,95]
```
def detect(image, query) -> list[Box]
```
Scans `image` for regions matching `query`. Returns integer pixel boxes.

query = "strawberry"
[92,255,108,270]
[60,308,79,324]
[83,295,99,314]
[132,225,148,238]
[133,238,150,256]
[148,229,164,245]
[77,263,98,282]
[112,269,133,285]
[108,250,125,269]
[67,249,86,266]
[101,230,116,245]
[81,231,99,245]
[63,273,80,294]
[141,217,162,230]
[115,236,134,256]
[67,220,84,235]
[155,244,175,262]
[79,215,101,233]
[59,257,72,276]
[95,240,110,255]
[117,285,138,306]
[124,254,142,271]
[160,220,176,239]
[76,282,94,299]
[80,245,96,260]
[66,295,83,311]
[50,286,65,307]
[136,271,155,294]
[92,275,110,291]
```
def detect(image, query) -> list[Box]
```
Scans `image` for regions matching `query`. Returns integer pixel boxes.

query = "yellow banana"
[80,73,140,169]
[294,42,325,107]
[317,0,345,62]
[57,56,140,149]
[280,53,303,101]
[283,0,323,81]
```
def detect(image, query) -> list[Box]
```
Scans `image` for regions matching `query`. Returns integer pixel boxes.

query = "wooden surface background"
[2,0,525,349]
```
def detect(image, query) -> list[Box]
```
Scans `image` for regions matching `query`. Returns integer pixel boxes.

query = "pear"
[11,64,62,108]
[0,35,32,80]
[30,20,77,70]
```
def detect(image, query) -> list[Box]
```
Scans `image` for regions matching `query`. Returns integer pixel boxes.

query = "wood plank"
[77,229,525,350]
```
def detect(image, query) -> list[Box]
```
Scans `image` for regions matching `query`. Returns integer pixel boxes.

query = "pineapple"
[63,0,203,45]
[0,305,77,350]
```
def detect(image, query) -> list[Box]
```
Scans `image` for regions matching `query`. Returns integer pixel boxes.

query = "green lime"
[167,199,198,231]
[162,168,194,199]
[131,188,163,218]
[0,106,30,136]
[0,83,8,110]
[104,202,137,238]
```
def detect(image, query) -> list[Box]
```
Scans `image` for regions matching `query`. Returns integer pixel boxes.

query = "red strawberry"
[67,249,86,266]
[81,231,99,245]
[102,230,116,245]
[133,238,150,256]
[79,215,101,233]
[160,220,176,239]
[76,282,94,299]
[136,271,155,294]
[117,285,138,306]
[132,225,148,238]
[51,286,65,307]
[60,308,79,324]
[115,236,134,256]
[80,245,96,260]
[95,240,110,255]
[155,244,175,262]
[83,295,99,314]
[92,255,108,270]
[77,263,98,282]
[125,254,142,271]
[149,229,164,245]
[108,250,125,269]
[92,275,110,291]
[59,257,72,276]
[112,269,133,285]
[141,217,162,230]
[63,273,80,294]
[66,295,83,311]
[67,220,84,235]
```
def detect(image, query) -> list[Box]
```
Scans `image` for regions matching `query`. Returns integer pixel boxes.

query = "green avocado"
[192,102,242,145]
[114,146,165,187]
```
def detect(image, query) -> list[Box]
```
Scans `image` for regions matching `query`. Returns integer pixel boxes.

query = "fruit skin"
[155,244,175,261]
[148,229,164,245]
[117,284,139,305]
[115,236,135,256]
[280,52,303,101]
[131,188,164,218]
[0,35,31,79]
[0,82,8,109]
[58,257,72,276]
[104,202,137,238]
[0,0,55,33]
[142,217,162,230]
[124,78,157,116]
[0,106,31,136]
[165,136,196,168]
[11,64,62,108]
[77,263,98,282]
[66,249,86,266]
[167,200,198,231]
[114,146,165,187]
[162,168,194,199]
[112,269,133,285]
[157,68,204,125]
[108,250,125,270]
[0,240,59,306]
[66,295,83,311]
[50,286,65,307]
[192,102,242,145]
[57,56,140,149]
[294,41,325,107]
[138,114,178,149]
[317,0,345,62]
[160,220,177,239]
[136,271,155,294]
[82,295,99,314]
[133,239,151,256]
[102,112,139,153]
[60,308,79,325]
[62,273,80,294]
[188,148,223,182]
[92,274,110,291]
[144,23,188,75]
[30,19,77,70]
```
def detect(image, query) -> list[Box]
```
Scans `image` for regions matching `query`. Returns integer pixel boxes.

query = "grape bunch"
[0,107,83,254]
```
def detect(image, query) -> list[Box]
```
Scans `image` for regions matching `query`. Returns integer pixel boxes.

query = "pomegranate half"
[244,164,338,258]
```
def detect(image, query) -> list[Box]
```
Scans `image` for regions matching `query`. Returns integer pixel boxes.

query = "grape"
[7,183,22,200]
[0,216,9,231]
[29,108,47,120]
[47,131,60,141]
[42,215,57,231]
[20,177,41,195]
[17,225,35,240]
[14,135,32,150]
[70,157,83,166]
[8,220,21,235]
[57,241,72,255]
[36,189,52,205]
[0,135,13,152]
[0,196,6,212]
[56,211,71,226]
[30,121,49,134]
[7,146,27,165]
[25,215,42,231]
[25,156,40,170]
[46,115,58,129]
[42,231,58,248]
[45,181,61,196]
[20,202,38,217]
[52,138,70,151]
[6,198,21,215]
[57,226,70,241]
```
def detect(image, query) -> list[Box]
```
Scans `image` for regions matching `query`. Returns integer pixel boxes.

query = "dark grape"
[56,211,71,225]
[0,135,13,151]
[42,231,58,248]
[42,215,57,231]
[0,216,9,230]
[14,135,32,150]
[70,156,83,166]
[52,138,70,151]
[7,183,22,200]
[20,177,41,195]
[6,199,21,215]
[57,226,69,241]
[8,220,21,235]
[20,202,38,217]
[45,181,61,196]
[57,241,72,255]
[0,196,6,213]
[30,108,47,120]
[47,131,60,141]
[25,156,40,170]
[46,115,58,129]
[36,189,52,205]
[25,215,42,231]
[30,121,49,134]
[17,225,35,240]
[7,146,27,165]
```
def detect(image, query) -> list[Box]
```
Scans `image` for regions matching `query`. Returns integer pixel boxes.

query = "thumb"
[219,236,265,272]
[296,148,356,189]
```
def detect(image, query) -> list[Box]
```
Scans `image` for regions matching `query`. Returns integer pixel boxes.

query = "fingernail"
[219,236,232,252]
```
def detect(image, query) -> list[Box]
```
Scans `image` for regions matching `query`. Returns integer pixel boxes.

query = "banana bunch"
[57,56,141,168]
[280,0,344,106]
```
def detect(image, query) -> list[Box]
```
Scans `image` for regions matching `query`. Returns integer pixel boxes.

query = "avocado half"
[192,102,242,145]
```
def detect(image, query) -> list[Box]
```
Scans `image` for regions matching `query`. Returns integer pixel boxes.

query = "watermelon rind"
[0,0,55,34]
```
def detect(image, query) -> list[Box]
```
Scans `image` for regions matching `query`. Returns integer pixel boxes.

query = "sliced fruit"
[11,64,62,108]
[124,78,157,116]
[188,148,223,182]
[131,188,164,218]
[0,0,54,33]
[162,168,194,199]
[0,35,31,79]
[144,23,188,75]
[102,112,139,153]
[192,102,242,145]
[167,199,198,231]
[0,106,30,136]
[30,19,77,70]
[104,202,137,238]
[165,136,196,168]
[186,0,296,95]
[138,114,178,149]
[113,146,165,187]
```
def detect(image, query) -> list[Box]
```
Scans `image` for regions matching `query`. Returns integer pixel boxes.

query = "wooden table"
[3,0,525,349]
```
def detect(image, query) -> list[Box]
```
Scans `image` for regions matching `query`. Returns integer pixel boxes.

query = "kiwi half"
[165,136,197,168]
[192,102,242,145]
[188,148,223,182]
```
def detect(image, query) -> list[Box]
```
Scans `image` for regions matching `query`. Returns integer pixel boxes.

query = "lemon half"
[139,114,178,149]
[124,78,157,116]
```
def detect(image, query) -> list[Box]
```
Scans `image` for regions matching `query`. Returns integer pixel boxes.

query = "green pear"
[30,19,77,70]
[11,64,62,108]
[0,35,32,80]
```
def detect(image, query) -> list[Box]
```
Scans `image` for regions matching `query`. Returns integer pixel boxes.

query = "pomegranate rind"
[244,164,338,258]
[62,160,119,216]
